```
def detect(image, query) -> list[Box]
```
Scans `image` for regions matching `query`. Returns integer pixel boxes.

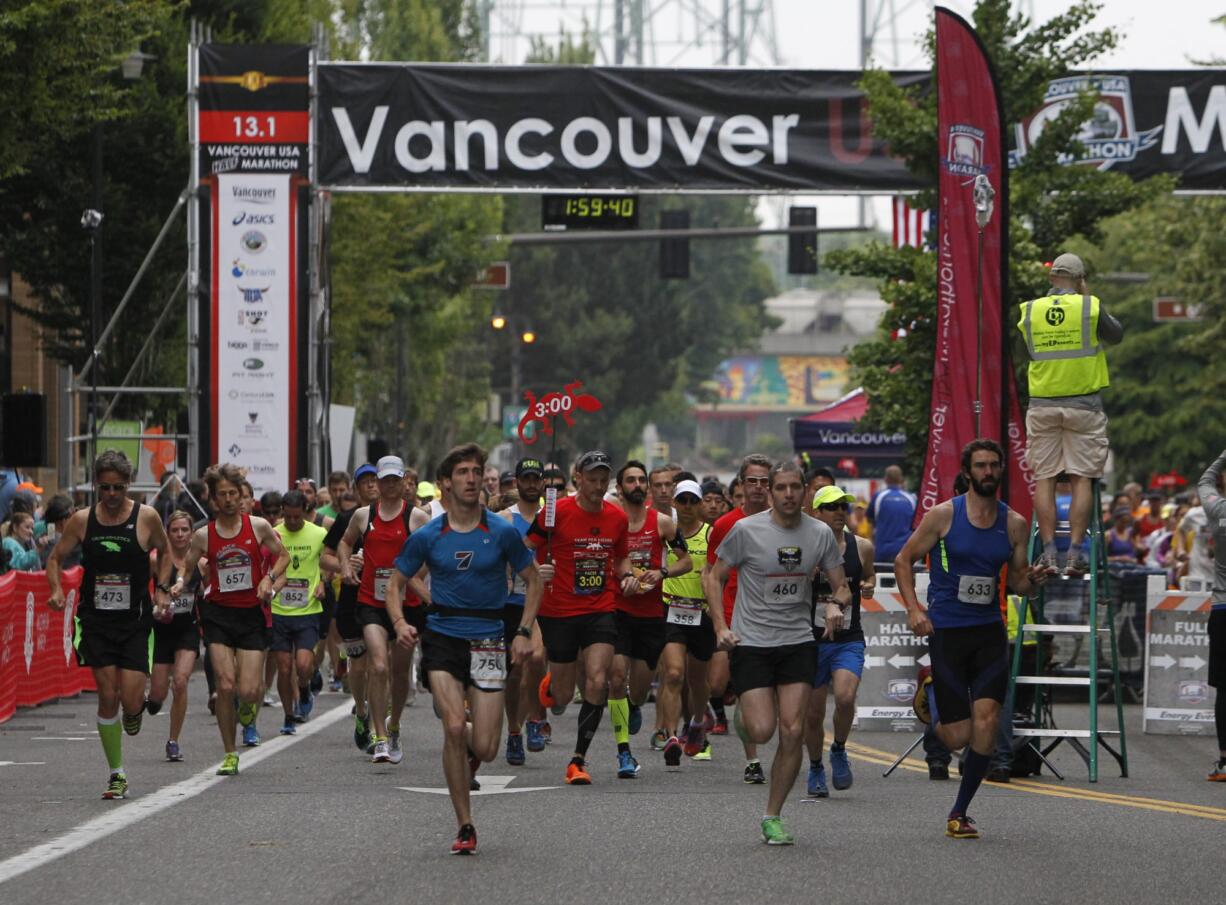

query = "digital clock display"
[541,194,639,231]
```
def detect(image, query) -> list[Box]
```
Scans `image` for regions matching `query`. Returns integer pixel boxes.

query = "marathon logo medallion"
[777,547,801,568]
[1010,75,1162,171]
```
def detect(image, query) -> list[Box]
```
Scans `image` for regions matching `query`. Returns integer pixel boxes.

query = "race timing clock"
[541,194,639,231]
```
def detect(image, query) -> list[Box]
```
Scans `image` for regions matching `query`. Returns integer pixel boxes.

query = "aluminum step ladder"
[1007,483,1129,782]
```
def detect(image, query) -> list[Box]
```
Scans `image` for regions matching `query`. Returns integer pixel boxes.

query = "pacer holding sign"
[384,442,541,856]
[894,439,1049,839]
[175,463,289,777]
[703,460,849,846]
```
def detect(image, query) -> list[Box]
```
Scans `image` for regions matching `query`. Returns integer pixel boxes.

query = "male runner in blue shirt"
[385,442,540,856]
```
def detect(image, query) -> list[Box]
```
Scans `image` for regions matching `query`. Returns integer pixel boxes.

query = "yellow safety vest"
[1017,293,1109,397]
[1006,594,1038,646]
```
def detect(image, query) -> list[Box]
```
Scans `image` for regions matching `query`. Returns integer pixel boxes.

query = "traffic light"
[659,209,690,279]
[788,206,818,275]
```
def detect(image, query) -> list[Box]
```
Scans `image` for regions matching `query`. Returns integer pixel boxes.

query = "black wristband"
[515,625,532,640]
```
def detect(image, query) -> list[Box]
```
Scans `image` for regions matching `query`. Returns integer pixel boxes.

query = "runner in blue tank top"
[894,439,1049,841]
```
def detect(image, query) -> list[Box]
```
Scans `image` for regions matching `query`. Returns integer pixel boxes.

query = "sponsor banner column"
[213,174,296,494]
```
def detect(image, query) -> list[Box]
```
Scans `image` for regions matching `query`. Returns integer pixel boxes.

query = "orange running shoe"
[1208,761,1226,782]
[538,673,556,710]
[565,760,592,785]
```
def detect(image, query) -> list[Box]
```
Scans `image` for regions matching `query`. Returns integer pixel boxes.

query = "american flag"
[892,197,931,249]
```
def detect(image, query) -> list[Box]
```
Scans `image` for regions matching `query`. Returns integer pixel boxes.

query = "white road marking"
[0,701,351,886]
[31,737,86,741]
[399,774,559,796]
[0,761,46,767]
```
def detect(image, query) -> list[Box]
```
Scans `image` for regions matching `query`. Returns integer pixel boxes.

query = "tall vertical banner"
[918,9,1032,523]
[212,173,297,494]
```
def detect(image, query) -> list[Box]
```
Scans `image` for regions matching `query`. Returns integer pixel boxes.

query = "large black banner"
[317,65,1226,192]
[318,65,928,192]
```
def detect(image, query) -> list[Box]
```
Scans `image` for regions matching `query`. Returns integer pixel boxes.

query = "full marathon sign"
[317,65,1226,192]
[1143,597,1216,736]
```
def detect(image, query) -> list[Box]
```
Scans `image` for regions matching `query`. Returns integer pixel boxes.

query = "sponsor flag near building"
[917,8,1032,524]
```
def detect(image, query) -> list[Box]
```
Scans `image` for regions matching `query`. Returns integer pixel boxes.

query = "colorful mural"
[714,356,848,409]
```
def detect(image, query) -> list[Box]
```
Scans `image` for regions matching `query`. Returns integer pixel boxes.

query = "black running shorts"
[928,621,1009,723]
[664,612,717,663]
[613,611,667,669]
[199,600,267,652]
[421,629,506,693]
[537,611,617,664]
[75,616,152,674]
[152,614,200,665]
[1208,609,1226,689]
[729,641,817,694]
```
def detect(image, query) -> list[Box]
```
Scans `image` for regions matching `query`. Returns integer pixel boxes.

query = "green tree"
[827,0,1174,473]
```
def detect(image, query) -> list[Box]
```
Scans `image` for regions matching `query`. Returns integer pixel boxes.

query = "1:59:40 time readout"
[566,197,635,217]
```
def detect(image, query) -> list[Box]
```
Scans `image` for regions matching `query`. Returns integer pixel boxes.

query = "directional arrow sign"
[864,656,886,668]
[1179,655,1207,670]
[888,654,915,669]
[918,653,930,667]
[1151,653,1176,670]
[399,775,559,797]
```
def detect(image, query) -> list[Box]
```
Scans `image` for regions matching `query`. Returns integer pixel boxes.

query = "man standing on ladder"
[894,440,1050,839]
[1017,253,1124,576]
[1195,449,1226,782]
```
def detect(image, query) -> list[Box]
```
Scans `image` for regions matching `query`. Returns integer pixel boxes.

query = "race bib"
[511,572,528,596]
[764,574,805,605]
[170,592,195,615]
[470,637,507,691]
[373,567,392,602]
[342,639,367,657]
[94,574,130,611]
[280,578,311,609]
[217,560,253,592]
[573,557,605,596]
[665,596,703,626]
[957,575,996,605]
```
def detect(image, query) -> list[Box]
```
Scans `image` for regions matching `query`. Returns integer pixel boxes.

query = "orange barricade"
[0,567,93,722]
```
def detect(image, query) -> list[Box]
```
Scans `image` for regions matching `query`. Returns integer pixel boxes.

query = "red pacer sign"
[518,380,602,445]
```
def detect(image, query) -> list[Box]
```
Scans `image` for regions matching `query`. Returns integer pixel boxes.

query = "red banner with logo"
[0,567,92,722]
[917,8,1032,524]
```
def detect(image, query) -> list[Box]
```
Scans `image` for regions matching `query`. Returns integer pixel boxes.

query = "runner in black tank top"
[45,450,173,801]
[804,485,876,799]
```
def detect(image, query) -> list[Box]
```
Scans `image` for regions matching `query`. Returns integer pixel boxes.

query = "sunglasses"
[743,476,771,486]
[97,482,129,492]
[818,503,850,512]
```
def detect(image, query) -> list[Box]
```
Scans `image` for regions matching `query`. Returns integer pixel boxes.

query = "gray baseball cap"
[1049,253,1086,278]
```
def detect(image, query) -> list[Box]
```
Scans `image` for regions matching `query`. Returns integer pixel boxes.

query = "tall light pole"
[491,312,536,453]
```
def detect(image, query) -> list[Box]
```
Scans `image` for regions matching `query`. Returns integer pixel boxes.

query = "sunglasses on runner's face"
[743,477,770,486]
[818,503,850,512]
[97,482,128,492]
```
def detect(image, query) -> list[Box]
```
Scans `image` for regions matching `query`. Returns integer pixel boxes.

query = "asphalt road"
[1,680,1222,905]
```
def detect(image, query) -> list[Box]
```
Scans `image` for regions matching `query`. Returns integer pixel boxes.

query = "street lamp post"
[491,312,535,454]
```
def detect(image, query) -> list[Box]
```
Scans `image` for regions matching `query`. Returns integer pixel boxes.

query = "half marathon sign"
[318,65,1226,192]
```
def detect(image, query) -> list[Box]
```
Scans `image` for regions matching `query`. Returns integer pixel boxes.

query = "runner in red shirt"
[338,455,429,765]
[705,453,772,783]
[525,450,638,785]
[176,463,288,776]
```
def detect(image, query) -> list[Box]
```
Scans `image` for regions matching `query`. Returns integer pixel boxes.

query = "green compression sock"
[97,715,123,772]
[608,697,630,746]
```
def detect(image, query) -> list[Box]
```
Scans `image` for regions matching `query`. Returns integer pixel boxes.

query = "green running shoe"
[216,752,240,776]
[692,741,713,762]
[102,772,128,800]
[122,711,143,737]
[761,816,794,846]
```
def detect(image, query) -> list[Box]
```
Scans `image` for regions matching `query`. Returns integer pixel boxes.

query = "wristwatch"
[515,625,532,640]
[660,563,670,579]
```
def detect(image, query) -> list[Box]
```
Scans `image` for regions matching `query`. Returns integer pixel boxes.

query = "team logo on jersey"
[1010,75,1161,172]
[455,551,474,570]
[100,541,122,553]
[777,546,801,568]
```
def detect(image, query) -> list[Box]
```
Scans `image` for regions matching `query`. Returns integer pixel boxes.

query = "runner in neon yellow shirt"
[272,490,328,735]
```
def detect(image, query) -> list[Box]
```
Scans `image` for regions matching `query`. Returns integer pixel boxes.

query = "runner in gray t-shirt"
[703,460,850,846]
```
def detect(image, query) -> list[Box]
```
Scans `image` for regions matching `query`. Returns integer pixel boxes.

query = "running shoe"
[388,730,404,765]
[650,728,669,751]
[525,720,545,753]
[806,762,829,798]
[912,666,933,725]
[310,669,324,694]
[144,698,163,716]
[538,673,557,711]
[1208,761,1226,782]
[987,766,1011,783]
[102,772,128,800]
[371,738,391,763]
[451,823,477,855]
[122,711,143,737]
[702,706,715,732]
[663,735,683,767]
[263,693,275,707]
[744,761,766,784]
[165,739,182,762]
[830,745,853,790]
[692,741,712,762]
[242,724,261,747]
[683,723,707,758]
[207,693,217,716]
[328,677,343,693]
[617,750,641,778]
[710,717,729,736]
[298,691,315,721]
[628,703,643,736]
[565,760,592,785]
[760,816,794,846]
[505,733,525,766]
[280,718,297,736]
[217,752,240,776]
[928,762,950,781]
[353,713,372,752]
[945,814,980,839]
[540,720,552,745]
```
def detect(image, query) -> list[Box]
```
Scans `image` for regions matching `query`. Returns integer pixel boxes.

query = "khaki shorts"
[1025,406,1109,480]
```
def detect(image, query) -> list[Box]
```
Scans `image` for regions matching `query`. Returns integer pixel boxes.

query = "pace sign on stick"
[518,380,603,536]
